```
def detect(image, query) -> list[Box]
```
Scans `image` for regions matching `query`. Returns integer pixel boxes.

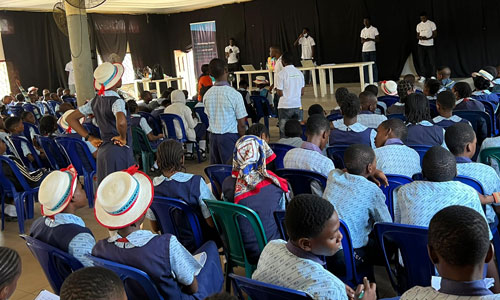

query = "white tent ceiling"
[0,0,251,14]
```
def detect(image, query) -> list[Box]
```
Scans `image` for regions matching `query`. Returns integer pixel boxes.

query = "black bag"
[151,64,164,80]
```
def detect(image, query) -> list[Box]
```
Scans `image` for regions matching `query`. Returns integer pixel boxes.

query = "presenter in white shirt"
[65,61,75,95]
[294,27,316,84]
[360,17,380,84]
[416,12,437,82]
[225,38,240,73]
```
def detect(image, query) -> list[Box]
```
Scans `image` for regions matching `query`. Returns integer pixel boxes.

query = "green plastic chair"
[204,199,268,292]
[480,147,500,166]
[131,126,157,173]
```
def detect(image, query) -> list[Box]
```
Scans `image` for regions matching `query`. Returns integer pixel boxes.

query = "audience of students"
[127,100,164,148]
[472,69,499,105]
[277,119,304,148]
[424,78,441,100]
[452,81,485,111]
[436,66,455,92]
[357,91,387,128]
[386,80,414,115]
[432,90,470,128]
[404,93,446,147]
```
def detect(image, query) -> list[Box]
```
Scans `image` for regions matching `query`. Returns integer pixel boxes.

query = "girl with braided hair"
[404,93,446,147]
[0,247,22,300]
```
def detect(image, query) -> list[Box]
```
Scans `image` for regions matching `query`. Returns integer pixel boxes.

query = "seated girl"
[126,100,164,148]
[405,93,446,147]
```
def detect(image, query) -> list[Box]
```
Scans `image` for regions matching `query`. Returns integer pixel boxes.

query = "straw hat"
[253,76,269,85]
[39,165,78,217]
[94,165,153,229]
[93,62,125,94]
[472,69,494,87]
[58,109,83,132]
[381,80,398,96]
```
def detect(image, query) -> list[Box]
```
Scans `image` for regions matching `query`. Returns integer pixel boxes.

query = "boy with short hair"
[452,82,485,111]
[357,91,387,128]
[252,194,377,300]
[424,78,441,100]
[308,104,326,117]
[277,119,304,148]
[4,116,36,163]
[127,100,164,148]
[60,267,126,300]
[436,66,455,92]
[432,90,470,129]
[374,119,421,178]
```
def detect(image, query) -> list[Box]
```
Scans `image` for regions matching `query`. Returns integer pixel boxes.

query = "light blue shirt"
[252,240,348,300]
[45,213,95,267]
[108,230,203,285]
[332,119,377,148]
[78,90,126,117]
[322,169,392,248]
[203,85,247,134]
[131,114,153,134]
[357,113,388,129]
[375,144,422,178]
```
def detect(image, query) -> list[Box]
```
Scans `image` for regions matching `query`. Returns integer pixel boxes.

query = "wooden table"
[134,77,184,98]
[317,62,374,97]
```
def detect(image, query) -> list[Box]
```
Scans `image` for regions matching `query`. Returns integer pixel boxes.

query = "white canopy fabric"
[0,0,251,14]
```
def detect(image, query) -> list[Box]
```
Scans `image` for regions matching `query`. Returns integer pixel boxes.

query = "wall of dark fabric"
[89,14,128,63]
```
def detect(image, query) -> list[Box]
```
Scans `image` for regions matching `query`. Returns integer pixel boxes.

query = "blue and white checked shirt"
[375,139,422,178]
[45,214,95,267]
[395,181,492,239]
[322,169,392,248]
[252,240,348,300]
[332,119,377,148]
[478,137,500,177]
[203,83,247,134]
[357,111,388,129]
[78,90,127,116]
[108,230,203,285]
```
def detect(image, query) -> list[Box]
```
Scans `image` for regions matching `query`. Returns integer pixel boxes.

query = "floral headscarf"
[232,135,288,203]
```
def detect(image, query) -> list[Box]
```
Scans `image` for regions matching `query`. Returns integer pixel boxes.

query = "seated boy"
[322,144,392,265]
[386,80,414,115]
[452,82,485,111]
[252,194,376,300]
[401,206,498,299]
[308,104,326,117]
[92,167,223,299]
[357,91,387,129]
[127,100,164,148]
[30,166,95,267]
[21,111,37,141]
[424,79,441,101]
[5,116,37,163]
[432,90,470,129]
[436,66,455,92]
[60,267,126,300]
[330,93,376,148]
[374,119,421,178]
[277,119,304,148]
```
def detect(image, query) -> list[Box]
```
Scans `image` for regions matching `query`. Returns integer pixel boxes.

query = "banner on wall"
[190,21,217,78]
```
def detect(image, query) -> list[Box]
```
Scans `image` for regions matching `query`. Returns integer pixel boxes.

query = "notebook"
[242,64,256,71]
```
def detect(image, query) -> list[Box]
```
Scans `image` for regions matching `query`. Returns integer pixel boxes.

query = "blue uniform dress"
[330,119,376,148]
[454,98,485,111]
[406,120,446,147]
[78,90,135,184]
[432,115,471,129]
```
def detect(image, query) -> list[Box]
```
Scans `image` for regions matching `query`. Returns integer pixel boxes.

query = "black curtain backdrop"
[2,0,500,92]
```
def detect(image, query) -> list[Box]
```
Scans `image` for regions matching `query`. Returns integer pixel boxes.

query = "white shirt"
[65,61,75,85]
[298,36,316,59]
[276,65,304,109]
[417,20,437,46]
[360,26,379,52]
[273,56,283,87]
[225,45,240,64]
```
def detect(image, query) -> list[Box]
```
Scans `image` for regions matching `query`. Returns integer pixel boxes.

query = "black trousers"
[417,45,436,78]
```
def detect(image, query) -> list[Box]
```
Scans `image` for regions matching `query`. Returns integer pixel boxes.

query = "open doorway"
[174,50,197,99]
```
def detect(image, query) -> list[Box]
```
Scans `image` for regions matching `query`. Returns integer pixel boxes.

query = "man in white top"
[270,45,284,114]
[225,38,240,73]
[294,28,316,84]
[416,12,437,82]
[276,52,305,138]
[360,17,380,84]
[65,61,75,95]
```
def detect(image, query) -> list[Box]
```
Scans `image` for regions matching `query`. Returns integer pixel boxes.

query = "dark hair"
[359,91,377,107]
[308,104,324,116]
[209,58,227,79]
[484,66,498,78]
[239,79,249,88]
[161,98,171,107]
[183,90,189,98]
[379,118,408,141]
[157,139,185,173]
[453,82,472,99]
[281,52,294,65]
[403,74,416,84]
[21,111,34,121]
[363,16,371,21]
[344,144,375,175]
[436,90,456,111]
[246,123,269,138]
[335,87,349,105]
[285,194,335,241]
[15,93,24,102]
[425,79,441,96]
[429,206,490,266]
[205,292,239,300]
[60,267,125,300]
[126,100,138,113]
[420,11,427,17]
[397,80,414,102]
[201,64,210,75]
[140,90,152,99]
[284,119,302,138]
[364,85,378,96]
[445,123,475,156]
[270,45,282,53]
[161,89,172,99]
[302,27,310,32]
[39,115,58,136]
[229,37,235,42]
[340,93,361,118]
[437,66,450,73]
[4,116,21,133]
[306,114,330,137]
[405,93,431,124]
[0,247,21,289]
[422,146,457,182]
[473,76,491,91]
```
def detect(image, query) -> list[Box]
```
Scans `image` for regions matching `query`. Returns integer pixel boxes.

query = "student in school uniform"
[252,194,377,300]
[92,166,224,299]
[386,80,415,115]
[30,166,95,267]
[0,247,22,300]
[277,119,305,148]
[357,91,387,129]
[323,144,392,270]
[374,119,421,178]
[222,136,288,264]
[307,104,326,117]
[436,66,455,92]
[404,93,446,147]
[400,206,500,299]
[246,123,270,143]
[330,93,376,148]
[66,62,135,185]
[127,100,164,149]
[432,91,471,129]
[453,82,485,111]
[424,78,440,101]
[60,267,126,300]
[58,110,98,158]
[472,69,499,106]
[4,116,40,164]
[21,111,37,142]
[330,87,350,115]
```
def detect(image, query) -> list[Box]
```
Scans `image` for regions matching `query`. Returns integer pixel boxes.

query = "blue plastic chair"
[454,111,491,142]
[160,113,201,163]
[375,222,434,295]
[0,156,39,233]
[21,235,84,295]
[35,136,70,170]
[269,143,294,169]
[204,164,232,200]
[82,122,101,139]
[380,175,413,220]
[47,100,59,115]
[9,105,24,117]
[408,145,432,165]
[477,100,497,135]
[378,95,400,107]
[455,175,484,194]
[22,103,42,121]
[9,135,44,171]
[387,114,406,121]
[251,96,273,129]
[326,145,350,169]
[428,100,438,118]
[149,196,204,251]
[55,137,96,208]
[63,97,77,107]
[194,107,209,130]
[229,273,313,300]
[138,111,162,136]
[86,255,163,300]
[326,113,342,122]
[23,122,40,141]
[275,168,327,195]
[273,210,287,240]
[301,124,307,141]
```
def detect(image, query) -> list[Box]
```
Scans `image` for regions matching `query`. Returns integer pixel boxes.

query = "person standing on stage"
[225,38,240,73]
[294,27,316,84]
[360,17,379,85]
[416,12,437,83]
[270,45,284,113]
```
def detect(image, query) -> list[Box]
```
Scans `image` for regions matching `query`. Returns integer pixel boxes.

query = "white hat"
[58,109,83,132]
[94,165,153,229]
[253,76,269,85]
[381,80,398,96]
[472,69,494,87]
[93,62,125,94]
[39,165,78,217]
[28,86,38,93]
